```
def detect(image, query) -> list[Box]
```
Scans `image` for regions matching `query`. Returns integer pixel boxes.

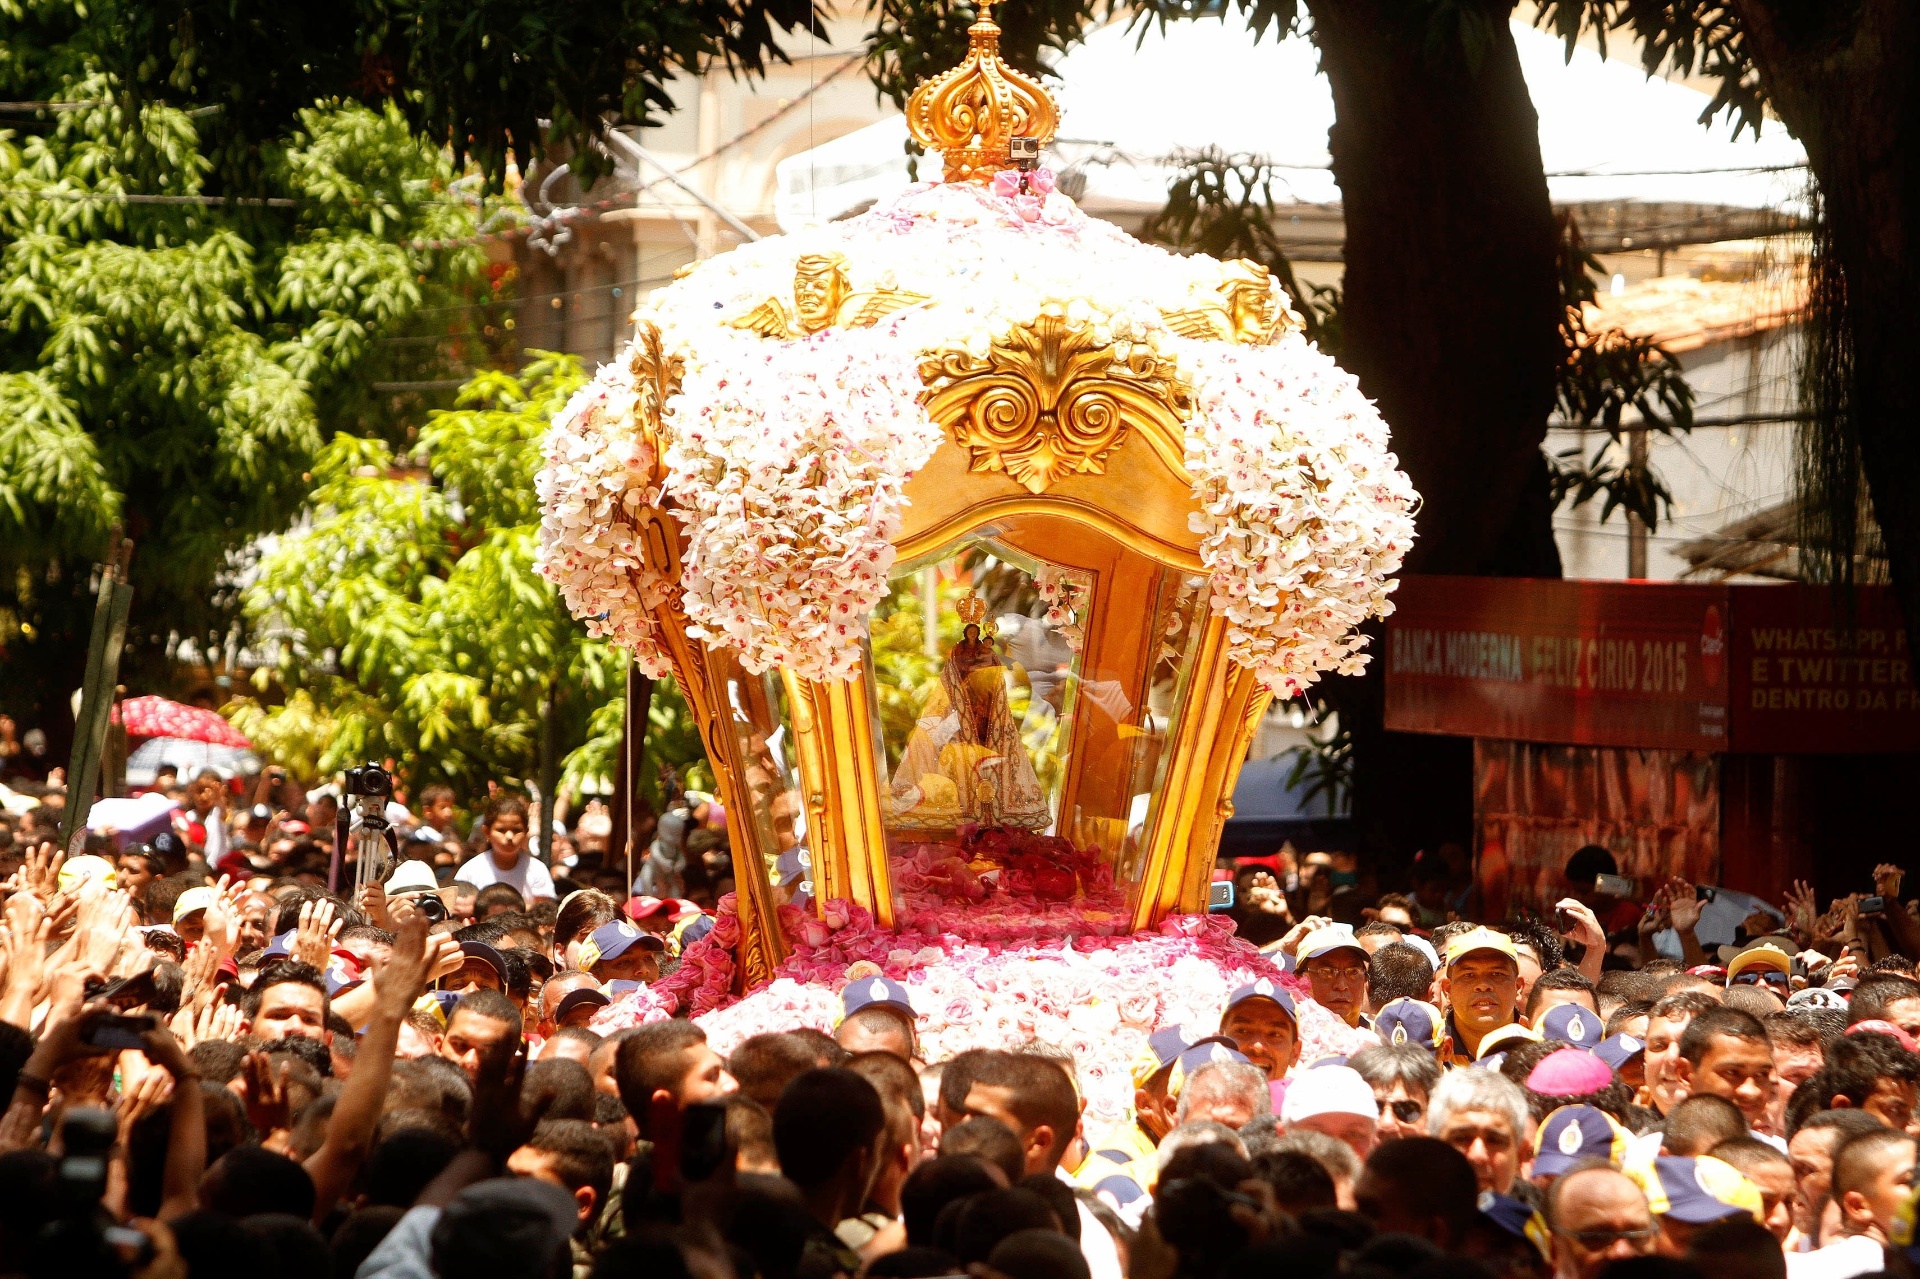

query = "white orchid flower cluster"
[536,177,1415,695]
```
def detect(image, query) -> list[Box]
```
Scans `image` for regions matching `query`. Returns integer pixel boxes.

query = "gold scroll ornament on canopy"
[905,2,1059,184]
[920,308,1194,494]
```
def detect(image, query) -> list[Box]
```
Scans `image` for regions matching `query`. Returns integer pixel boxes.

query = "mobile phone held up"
[1208,881,1235,913]
[81,1012,158,1052]
[1859,896,1887,917]
[1594,874,1635,900]
[85,970,159,1011]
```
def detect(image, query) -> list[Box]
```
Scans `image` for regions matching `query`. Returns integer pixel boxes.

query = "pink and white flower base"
[592,877,1377,1124]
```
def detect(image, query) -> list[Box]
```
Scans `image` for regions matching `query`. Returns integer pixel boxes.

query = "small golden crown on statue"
[905,1,1060,184]
[956,592,989,626]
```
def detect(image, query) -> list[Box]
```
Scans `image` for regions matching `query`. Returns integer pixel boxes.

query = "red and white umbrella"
[113,696,252,748]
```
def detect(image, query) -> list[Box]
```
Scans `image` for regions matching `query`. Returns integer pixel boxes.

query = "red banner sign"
[1728,586,1920,753]
[1386,578,1920,754]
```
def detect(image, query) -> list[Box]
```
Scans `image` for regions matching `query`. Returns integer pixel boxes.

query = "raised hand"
[468,1036,537,1160]
[1555,897,1607,949]
[1278,915,1332,958]
[137,1022,194,1081]
[1637,886,1672,939]
[118,1063,177,1131]
[239,1050,291,1138]
[292,898,341,970]
[1,892,48,993]
[170,990,242,1049]
[1874,863,1905,901]
[357,880,394,932]
[1837,894,1862,943]
[1784,880,1818,941]
[76,887,140,975]
[177,940,220,1008]
[1666,877,1703,934]
[425,931,464,985]
[199,877,245,960]
[1243,871,1290,921]
[17,842,65,904]
[372,912,433,1018]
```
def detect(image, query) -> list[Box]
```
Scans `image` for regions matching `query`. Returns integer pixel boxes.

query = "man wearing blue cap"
[1531,1105,1630,1191]
[1073,1026,1192,1216]
[1373,998,1444,1055]
[1540,1002,1606,1052]
[837,975,918,1061]
[1595,1033,1647,1090]
[1219,979,1300,1080]
[577,920,665,984]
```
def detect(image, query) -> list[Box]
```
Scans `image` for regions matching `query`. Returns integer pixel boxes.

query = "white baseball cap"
[1279,1064,1378,1124]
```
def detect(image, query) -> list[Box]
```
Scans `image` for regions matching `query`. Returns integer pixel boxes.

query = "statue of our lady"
[887,593,1052,831]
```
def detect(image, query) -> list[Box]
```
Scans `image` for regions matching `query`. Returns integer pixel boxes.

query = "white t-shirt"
[1786,1234,1887,1279]
[1060,1167,1125,1279]
[454,849,556,900]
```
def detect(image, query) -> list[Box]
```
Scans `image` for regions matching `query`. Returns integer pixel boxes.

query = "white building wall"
[1548,323,1800,582]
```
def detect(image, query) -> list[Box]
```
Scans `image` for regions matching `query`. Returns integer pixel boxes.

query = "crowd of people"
[0,754,1918,1279]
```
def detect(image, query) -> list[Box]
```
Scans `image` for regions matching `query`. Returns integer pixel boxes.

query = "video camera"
[342,763,398,894]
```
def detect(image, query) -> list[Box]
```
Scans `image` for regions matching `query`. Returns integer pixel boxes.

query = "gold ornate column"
[623,322,788,984]
[1128,612,1274,931]
[780,672,895,926]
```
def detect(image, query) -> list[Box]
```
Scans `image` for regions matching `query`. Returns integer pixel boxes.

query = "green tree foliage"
[232,353,713,805]
[29,0,822,189]
[231,355,618,795]
[0,81,499,717]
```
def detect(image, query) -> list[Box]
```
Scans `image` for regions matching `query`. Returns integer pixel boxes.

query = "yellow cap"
[172,885,218,922]
[57,854,117,893]
[1446,926,1519,970]
[1475,1021,1540,1060]
[1725,944,1793,982]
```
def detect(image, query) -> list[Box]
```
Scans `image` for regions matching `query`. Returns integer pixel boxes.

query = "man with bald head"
[1548,1163,1658,1279]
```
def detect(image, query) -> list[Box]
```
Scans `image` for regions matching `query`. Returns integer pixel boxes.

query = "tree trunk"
[1305,1,1565,859]
[1727,1,1920,634]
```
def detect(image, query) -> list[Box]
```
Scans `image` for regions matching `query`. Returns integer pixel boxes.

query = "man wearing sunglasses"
[1724,942,1794,995]
[1546,1165,1658,1279]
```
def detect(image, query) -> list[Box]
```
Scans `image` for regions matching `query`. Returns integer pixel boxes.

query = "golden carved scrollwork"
[729,252,929,340]
[904,3,1059,184]
[627,320,683,477]
[919,309,1194,495]
[639,614,792,986]
[1159,259,1305,345]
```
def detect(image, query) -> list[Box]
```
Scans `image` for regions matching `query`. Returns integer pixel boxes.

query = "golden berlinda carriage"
[536,4,1416,989]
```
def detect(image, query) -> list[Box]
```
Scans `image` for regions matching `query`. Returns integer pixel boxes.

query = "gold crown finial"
[905,4,1059,184]
[956,592,989,626]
